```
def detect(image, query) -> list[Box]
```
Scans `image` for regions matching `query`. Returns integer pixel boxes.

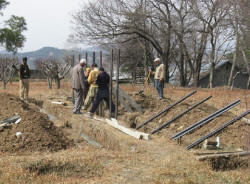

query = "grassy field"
[0,81,249,184]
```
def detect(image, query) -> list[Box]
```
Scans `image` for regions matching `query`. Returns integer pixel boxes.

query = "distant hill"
[0,46,107,69]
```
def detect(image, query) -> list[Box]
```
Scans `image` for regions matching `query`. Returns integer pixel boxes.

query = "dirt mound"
[0,93,71,153]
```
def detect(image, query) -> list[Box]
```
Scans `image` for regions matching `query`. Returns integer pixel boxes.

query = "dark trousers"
[90,88,115,113]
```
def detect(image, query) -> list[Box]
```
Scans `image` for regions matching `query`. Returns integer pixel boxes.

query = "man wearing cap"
[90,67,115,118]
[83,63,99,110]
[152,58,166,100]
[72,59,86,114]
[19,57,30,101]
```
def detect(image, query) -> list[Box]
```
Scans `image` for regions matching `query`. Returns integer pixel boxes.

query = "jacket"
[72,64,85,90]
[154,63,165,80]
[96,71,110,90]
[19,64,30,79]
[87,67,99,88]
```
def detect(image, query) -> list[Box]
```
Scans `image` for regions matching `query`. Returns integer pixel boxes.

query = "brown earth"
[0,93,72,153]
[0,81,249,183]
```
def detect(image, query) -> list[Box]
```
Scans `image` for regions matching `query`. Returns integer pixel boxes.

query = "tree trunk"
[193,71,200,87]
[162,54,170,83]
[2,81,6,90]
[209,62,215,88]
[56,79,61,89]
[48,78,52,89]
[179,54,187,87]
[228,19,239,87]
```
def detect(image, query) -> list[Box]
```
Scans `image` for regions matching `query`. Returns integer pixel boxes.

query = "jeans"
[154,79,164,99]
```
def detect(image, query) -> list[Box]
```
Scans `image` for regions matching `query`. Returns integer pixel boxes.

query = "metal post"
[85,52,88,67]
[186,110,250,150]
[100,51,103,67]
[79,53,81,61]
[109,49,114,119]
[99,51,103,116]
[93,52,96,65]
[151,96,212,134]
[136,91,197,130]
[172,100,241,140]
[72,55,75,67]
[115,49,120,119]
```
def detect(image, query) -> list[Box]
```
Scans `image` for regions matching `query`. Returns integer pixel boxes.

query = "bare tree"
[0,55,18,89]
[36,56,73,89]
[71,0,173,82]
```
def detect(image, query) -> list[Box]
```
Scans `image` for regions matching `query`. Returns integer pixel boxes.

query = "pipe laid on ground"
[187,110,250,150]
[136,90,197,130]
[151,96,212,134]
[172,100,241,140]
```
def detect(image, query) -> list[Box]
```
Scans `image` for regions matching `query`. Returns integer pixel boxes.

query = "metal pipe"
[136,90,197,130]
[93,52,96,65]
[151,96,212,134]
[172,100,241,140]
[85,52,88,67]
[115,49,120,119]
[99,51,103,116]
[109,49,114,119]
[186,110,250,150]
[100,51,103,67]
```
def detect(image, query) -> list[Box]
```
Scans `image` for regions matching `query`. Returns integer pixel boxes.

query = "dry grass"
[0,81,249,183]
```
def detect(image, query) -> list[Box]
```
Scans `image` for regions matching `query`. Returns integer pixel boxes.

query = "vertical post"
[100,51,103,67]
[93,52,96,65]
[85,52,88,67]
[99,51,104,116]
[115,49,120,119]
[110,49,114,119]
[72,55,75,67]
[78,53,81,61]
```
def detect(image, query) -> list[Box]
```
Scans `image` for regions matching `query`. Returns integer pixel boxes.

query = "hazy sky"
[3,0,85,52]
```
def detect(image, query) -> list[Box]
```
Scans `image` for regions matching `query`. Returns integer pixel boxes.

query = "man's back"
[72,64,85,89]
[97,71,110,90]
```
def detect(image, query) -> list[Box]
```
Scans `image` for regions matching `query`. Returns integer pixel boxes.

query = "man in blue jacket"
[90,67,115,117]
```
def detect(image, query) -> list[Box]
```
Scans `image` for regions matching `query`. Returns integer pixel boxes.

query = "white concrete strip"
[51,101,64,105]
[86,115,150,140]
[105,118,150,140]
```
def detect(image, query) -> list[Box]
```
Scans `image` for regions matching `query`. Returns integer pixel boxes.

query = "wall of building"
[199,63,249,89]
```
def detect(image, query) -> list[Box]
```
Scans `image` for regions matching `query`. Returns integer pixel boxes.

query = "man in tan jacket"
[152,58,166,99]
[72,59,86,114]
[83,63,99,110]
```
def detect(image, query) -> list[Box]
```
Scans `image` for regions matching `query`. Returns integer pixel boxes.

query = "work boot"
[90,112,94,119]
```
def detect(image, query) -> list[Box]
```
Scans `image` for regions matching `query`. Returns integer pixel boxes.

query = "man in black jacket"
[90,67,115,117]
[19,57,30,101]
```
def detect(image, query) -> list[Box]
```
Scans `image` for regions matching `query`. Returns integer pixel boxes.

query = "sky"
[3,0,86,52]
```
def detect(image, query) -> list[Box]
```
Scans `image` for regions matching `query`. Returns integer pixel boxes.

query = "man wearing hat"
[19,57,30,102]
[152,58,166,100]
[72,59,86,114]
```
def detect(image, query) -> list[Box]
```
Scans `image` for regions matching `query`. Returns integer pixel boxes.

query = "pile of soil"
[0,93,71,153]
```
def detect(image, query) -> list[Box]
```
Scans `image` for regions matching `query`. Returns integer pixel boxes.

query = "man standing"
[152,58,165,100]
[83,67,91,101]
[90,67,115,117]
[83,63,99,110]
[72,59,86,114]
[19,57,30,102]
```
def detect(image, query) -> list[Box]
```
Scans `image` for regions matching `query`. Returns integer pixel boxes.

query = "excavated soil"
[0,93,72,153]
[119,92,250,150]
